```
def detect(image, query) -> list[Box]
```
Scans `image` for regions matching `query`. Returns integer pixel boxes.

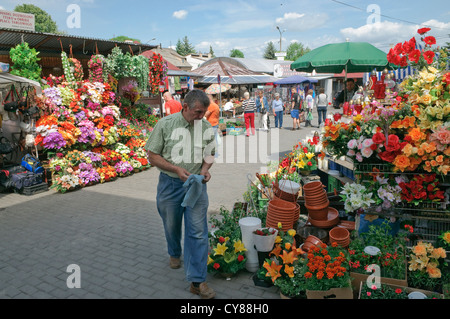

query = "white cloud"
[173,10,188,20]
[275,12,328,32]
[340,20,450,51]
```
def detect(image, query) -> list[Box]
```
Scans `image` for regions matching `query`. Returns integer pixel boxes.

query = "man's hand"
[201,169,211,183]
[176,167,191,182]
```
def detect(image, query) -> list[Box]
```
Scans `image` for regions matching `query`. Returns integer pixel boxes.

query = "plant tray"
[21,182,49,196]
[226,127,245,136]
[358,281,444,299]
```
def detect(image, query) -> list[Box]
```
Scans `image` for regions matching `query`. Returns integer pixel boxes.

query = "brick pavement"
[0,115,321,299]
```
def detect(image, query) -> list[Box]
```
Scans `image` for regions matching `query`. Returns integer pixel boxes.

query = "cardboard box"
[358,282,444,299]
[350,270,407,298]
[306,286,353,299]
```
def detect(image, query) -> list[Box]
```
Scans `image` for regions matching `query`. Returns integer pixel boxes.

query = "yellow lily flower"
[306,152,315,160]
[213,242,228,256]
[287,229,296,237]
[207,255,214,265]
[233,240,247,253]
[274,235,282,244]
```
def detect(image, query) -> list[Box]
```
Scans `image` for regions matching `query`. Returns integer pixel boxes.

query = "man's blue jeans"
[156,172,209,283]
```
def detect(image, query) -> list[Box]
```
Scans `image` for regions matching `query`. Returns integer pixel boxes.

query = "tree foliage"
[286,42,311,61]
[14,4,58,33]
[230,49,244,58]
[9,42,42,81]
[110,36,141,43]
[176,36,196,56]
[263,41,277,60]
[209,45,216,58]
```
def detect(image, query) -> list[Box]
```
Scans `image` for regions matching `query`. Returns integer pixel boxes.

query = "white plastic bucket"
[239,217,261,272]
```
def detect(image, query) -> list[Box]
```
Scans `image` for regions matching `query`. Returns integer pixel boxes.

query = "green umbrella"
[290,42,395,74]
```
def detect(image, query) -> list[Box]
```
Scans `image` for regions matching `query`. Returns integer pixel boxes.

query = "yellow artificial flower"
[207,255,214,265]
[306,152,315,160]
[233,240,247,253]
[284,264,295,278]
[213,242,228,256]
[287,229,296,237]
[277,222,282,229]
[421,94,433,105]
[297,160,306,169]
[427,66,439,74]
[274,235,282,244]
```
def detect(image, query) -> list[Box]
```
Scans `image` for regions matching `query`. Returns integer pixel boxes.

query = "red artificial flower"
[395,288,403,294]
[213,263,220,270]
[423,51,435,64]
[402,38,416,55]
[219,236,225,243]
[378,151,397,163]
[372,132,386,144]
[307,161,313,166]
[237,255,245,262]
[385,135,401,153]
[444,72,450,85]
[417,27,431,35]
[423,36,436,46]
[408,49,421,64]
[393,42,404,55]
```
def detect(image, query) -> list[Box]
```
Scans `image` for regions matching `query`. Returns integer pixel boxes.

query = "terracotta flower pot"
[303,181,324,192]
[305,201,329,220]
[302,235,323,252]
[269,198,297,211]
[329,227,350,241]
[308,207,340,229]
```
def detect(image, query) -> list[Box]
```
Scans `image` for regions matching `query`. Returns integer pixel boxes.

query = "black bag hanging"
[3,84,20,112]
[0,136,13,154]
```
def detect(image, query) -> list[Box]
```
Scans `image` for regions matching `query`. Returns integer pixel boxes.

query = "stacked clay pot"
[301,235,324,252]
[328,226,350,248]
[266,197,300,231]
[303,181,339,229]
[273,180,300,203]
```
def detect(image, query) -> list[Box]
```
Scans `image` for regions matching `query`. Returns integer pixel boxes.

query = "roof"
[141,50,202,77]
[197,75,279,85]
[199,57,290,74]
[194,58,260,77]
[149,47,193,70]
[0,28,157,57]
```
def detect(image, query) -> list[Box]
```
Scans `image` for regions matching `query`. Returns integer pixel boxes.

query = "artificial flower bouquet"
[207,236,247,275]
[407,241,448,292]
[260,224,305,297]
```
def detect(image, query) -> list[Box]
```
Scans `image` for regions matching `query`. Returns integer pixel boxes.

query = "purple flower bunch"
[43,87,62,106]
[87,101,101,112]
[78,162,100,185]
[78,126,97,144]
[82,151,102,164]
[114,160,133,175]
[43,131,67,149]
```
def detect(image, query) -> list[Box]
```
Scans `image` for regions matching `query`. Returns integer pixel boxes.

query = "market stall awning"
[291,42,396,74]
[0,72,42,93]
[273,75,318,85]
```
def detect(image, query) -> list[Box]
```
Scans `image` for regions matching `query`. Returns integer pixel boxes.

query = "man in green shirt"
[145,89,216,299]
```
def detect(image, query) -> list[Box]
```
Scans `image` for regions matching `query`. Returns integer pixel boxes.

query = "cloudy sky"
[1,0,449,58]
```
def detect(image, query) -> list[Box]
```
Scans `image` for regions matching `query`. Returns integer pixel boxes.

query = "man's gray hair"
[184,89,210,109]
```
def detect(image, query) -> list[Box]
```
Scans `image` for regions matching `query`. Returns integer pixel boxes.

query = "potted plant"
[253,227,278,252]
[300,242,353,299]
[207,236,247,279]
[274,262,307,299]
[407,241,447,293]
[348,222,408,293]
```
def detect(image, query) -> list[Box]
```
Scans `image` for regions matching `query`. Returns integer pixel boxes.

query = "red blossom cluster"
[387,28,436,66]
[398,174,445,203]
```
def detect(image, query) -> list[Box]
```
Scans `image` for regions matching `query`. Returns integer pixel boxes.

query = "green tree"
[230,49,244,58]
[263,41,277,60]
[286,42,311,61]
[110,36,141,43]
[209,45,216,58]
[176,36,196,56]
[14,4,58,33]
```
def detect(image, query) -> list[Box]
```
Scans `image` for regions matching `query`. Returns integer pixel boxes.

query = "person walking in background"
[163,91,182,115]
[290,87,302,130]
[206,95,221,156]
[336,78,358,108]
[145,89,216,299]
[272,92,284,129]
[255,90,269,131]
[242,91,256,137]
[304,89,315,127]
[316,87,328,126]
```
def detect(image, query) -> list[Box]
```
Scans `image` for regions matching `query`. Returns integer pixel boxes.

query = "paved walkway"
[0,114,324,299]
